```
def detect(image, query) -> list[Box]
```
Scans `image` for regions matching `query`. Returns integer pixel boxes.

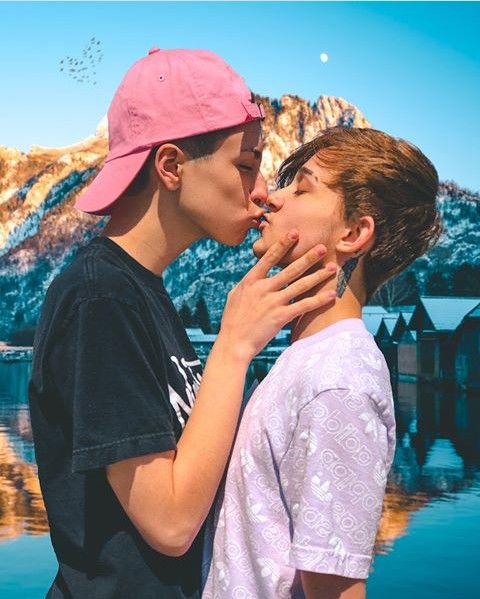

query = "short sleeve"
[49,297,176,472]
[280,389,391,579]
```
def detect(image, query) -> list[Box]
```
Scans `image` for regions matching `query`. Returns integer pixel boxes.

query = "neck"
[290,262,366,343]
[101,189,204,275]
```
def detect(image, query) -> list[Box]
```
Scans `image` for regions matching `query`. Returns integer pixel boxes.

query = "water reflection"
[375,378,480,555]
[0,361,49,542]
[0,359,479,561]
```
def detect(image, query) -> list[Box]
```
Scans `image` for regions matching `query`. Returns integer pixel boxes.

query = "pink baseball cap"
[75,47,265,215]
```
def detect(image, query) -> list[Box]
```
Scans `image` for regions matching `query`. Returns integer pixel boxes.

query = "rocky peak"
[0,93,476,338]
[259,94,370,184]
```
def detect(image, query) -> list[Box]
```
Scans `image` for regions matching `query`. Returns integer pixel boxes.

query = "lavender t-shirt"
[202,318,396,598]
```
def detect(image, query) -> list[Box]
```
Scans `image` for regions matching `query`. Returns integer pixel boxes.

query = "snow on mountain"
[0,94,477,338]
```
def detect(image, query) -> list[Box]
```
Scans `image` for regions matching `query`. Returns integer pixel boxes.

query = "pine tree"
[179,303,193,327]
[452,264,480,296]
[426,271,450,295]
[193,297,212,334]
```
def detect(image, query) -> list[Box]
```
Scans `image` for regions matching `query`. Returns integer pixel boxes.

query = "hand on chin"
[252,238,267,258]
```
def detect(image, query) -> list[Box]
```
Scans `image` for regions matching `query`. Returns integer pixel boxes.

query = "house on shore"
[362,299,480,391]
[362,306,389,338]
[452,304,480,391]
[409,297,480,384]
[186,327,290,365]
[362,306,417,377]
[393,314,418,378]
[187,297,480,390]
[376,313,402,374]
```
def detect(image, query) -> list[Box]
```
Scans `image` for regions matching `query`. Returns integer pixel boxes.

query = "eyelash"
[293,189,306,196]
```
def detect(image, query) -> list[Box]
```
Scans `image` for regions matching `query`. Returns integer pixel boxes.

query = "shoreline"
[0,342,33,362]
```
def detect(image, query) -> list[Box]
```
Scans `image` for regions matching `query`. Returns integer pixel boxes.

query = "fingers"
[284,288,338,323]
[243,230,299,283]
[280,262,337,302]
[268,244,327,290]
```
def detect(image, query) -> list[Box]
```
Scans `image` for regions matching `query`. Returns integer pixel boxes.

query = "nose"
[265,189,285,212]
[249,171,268,213]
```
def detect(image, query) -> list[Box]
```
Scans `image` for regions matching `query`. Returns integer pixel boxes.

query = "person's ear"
[335,215,375,256]
[153,143,187,191]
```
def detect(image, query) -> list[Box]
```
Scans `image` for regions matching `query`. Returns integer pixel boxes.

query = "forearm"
[169,335,249,539]
[108,335,250,555]
[301,572,366,599]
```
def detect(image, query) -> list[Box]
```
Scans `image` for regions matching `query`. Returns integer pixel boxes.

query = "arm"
[281,389,391,584]
[300,571,365,599]
[107,234,337,556]
[106,338,248,556]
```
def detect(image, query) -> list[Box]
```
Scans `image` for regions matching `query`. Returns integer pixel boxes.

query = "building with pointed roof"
[409,297,480,383]
[391,314,419,377]
[376,313,402,373]
[362,306,389,337]
[453,304,480,390]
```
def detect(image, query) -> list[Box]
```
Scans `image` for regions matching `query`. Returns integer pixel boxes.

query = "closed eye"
[293,189,307,196]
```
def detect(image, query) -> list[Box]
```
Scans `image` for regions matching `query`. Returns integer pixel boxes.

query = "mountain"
[0,95,478,339]
[413,181,480,284]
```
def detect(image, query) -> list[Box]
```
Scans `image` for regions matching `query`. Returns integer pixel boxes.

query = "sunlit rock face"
[260,94,370,185]
[0,95,479,337]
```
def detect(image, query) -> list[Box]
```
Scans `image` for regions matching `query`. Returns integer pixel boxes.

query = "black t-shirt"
[29,237,204,598]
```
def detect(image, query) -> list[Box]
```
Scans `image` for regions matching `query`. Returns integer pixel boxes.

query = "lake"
[1,358,479,598]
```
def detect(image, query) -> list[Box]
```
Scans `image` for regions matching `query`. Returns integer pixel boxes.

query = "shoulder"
[281,329,394,428]
[292,387,395,469]
[45,239,144,314]
[299,386,388,426]
[35,240,151,347]
[300,330,390,397]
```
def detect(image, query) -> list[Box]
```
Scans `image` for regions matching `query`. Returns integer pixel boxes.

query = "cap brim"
[74,148,152,216]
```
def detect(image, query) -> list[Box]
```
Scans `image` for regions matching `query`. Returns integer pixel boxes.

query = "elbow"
[142,524,196,558]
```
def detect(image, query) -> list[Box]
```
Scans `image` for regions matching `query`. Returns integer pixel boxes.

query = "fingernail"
[288,230,299,240]
[316,245,327,256]
[327,262,337,272]
[327,290,337,298]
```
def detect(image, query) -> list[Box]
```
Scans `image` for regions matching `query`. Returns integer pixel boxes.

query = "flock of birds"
[59,37,103,85]
[59,39,326,85]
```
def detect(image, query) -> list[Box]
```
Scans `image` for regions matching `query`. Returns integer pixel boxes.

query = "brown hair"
[277,127,443,299]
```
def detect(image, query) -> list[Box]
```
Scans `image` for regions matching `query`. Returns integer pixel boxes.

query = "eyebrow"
[297,165,319,183]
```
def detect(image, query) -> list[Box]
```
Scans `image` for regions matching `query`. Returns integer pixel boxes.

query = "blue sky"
[1,1,479,190]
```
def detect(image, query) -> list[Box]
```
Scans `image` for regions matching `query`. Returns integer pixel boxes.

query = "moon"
[320,52,329,64]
